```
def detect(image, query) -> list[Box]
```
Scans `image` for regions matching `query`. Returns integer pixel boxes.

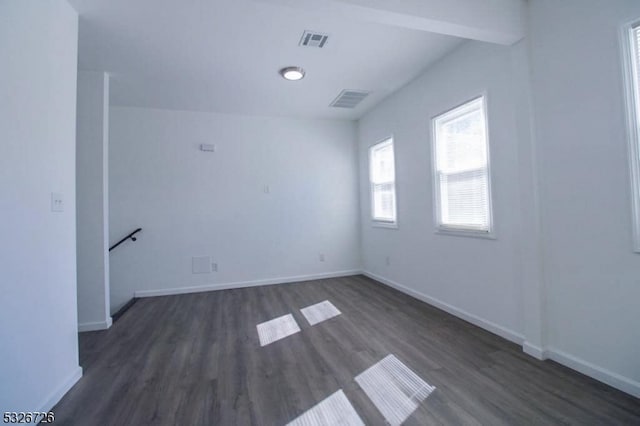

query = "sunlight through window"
[300,300,341,326]
[355,354,435,425]
[256,314,301,347]
[286,390,364,426]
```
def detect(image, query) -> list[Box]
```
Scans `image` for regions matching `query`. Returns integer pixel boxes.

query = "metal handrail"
[109,228,142,252]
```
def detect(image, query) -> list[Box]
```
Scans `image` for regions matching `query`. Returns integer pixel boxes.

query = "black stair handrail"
[109,228,142,252]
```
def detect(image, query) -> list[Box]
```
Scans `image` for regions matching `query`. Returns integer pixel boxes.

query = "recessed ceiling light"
[280,66,305,81]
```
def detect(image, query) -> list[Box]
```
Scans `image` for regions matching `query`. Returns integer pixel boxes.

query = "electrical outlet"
[212,262,218,272]
[319,253,325,262]
[51,192,64,212]
[263,184,270,194]
[385,256,391,266]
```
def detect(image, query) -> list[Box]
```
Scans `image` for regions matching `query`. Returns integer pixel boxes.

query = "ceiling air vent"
[300,30,329,48]
[330,90,370,109]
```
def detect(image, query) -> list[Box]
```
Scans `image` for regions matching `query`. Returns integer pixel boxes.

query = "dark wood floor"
[54,275,640,425]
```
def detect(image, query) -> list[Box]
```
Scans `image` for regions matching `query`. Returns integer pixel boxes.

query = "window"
[369,138,397,226]
[623,22,640,252]
[432,96,493,236]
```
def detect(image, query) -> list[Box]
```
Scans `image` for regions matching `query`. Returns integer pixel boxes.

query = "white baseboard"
[546,347,640,398]
[78,317,113,332]
[363,271,640,398]
[523,341,547,360]
[363,270,525,345]
[130,268,640,399]
[134,269,362,298]
[37,366,82,412]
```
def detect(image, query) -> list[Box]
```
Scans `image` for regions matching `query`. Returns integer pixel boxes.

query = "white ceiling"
[66,0,497,120]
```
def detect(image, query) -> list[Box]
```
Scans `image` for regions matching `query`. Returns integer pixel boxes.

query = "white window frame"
[369,137,398,229]
[621,20,640,253]
[430,94,495,239]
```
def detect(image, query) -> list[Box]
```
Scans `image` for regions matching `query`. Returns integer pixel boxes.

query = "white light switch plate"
[51,192,64,212]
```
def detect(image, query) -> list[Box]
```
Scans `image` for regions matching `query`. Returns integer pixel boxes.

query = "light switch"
[51,192,64,212]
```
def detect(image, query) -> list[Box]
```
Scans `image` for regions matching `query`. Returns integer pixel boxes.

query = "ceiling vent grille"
[300,30,329,48]
[330,90,370,109]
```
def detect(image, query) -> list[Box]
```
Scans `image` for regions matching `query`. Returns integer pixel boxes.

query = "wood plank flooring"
[53,275,640,425]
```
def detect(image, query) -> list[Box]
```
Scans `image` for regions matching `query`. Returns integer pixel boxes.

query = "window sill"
[435,227,495,240]
[372,221,398,230]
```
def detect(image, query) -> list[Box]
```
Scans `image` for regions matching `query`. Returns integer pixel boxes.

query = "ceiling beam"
[254,0,526,45]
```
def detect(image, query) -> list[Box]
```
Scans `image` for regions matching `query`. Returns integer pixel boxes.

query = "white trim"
[131,268,640,398]
[435,226,496,240]
[134,270,362,298]
[364,271,640,398]
[130,269,640,398]
[362,270,524,345]
[78,317,112,332]
[546,347,640,398]
[37,366,82,412]
[372,221,399,229]
[619,20,640,253]
[430,93,496,238]
[523,341,547,360]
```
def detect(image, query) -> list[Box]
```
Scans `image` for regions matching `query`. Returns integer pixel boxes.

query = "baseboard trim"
[129,268,640,398]
[546,347,640,398]
[363,271,640,398]
[362,270,524,345]
[112,298,137,322]
[134,269,362,298]
[78,317,112,332]
[37,366,82,412]
[523,341,547,360]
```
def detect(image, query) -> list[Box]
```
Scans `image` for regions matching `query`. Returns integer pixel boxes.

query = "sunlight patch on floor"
[286,389,364,426]
[300,300,341,326]
[257,314,301,347]
[355,354,435,426]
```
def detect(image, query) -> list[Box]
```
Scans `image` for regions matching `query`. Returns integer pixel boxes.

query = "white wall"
[109,107,360,312]
[528,0,640,395]
[357,0,640,398]
[76,71,111,331]
[0,0,81,412]
[358,41,529,343]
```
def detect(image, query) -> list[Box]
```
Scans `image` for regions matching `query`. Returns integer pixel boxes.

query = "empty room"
[2,0,640,424]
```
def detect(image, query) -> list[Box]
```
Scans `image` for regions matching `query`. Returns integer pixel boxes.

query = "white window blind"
[626,23,640,251]
[369,138,397,223]
[633,25,640,125]
[433,97,492,233]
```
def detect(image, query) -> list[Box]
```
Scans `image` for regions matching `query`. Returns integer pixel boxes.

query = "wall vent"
[299,30,329,48]
[330,90,370,108]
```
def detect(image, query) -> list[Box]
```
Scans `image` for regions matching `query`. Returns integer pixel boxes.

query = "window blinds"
[634,25,640,121]
[370,139,396,222]
[628,24,640,251]
[433,97,491,231]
